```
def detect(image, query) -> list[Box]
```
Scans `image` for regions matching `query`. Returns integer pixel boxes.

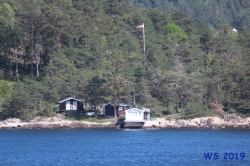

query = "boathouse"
[58,97,84,112]
[104,103,116,117]
[124,108,150,127]
[125,108,150,122]
[104,102,134,117]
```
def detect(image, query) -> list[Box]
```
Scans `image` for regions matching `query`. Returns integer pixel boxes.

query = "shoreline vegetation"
[1,114,250,130]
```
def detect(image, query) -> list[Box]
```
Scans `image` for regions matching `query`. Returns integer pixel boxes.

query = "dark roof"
[104,102,115,107]
[104,102,135,107]
[118,103,133,107]
[58,97,81,103]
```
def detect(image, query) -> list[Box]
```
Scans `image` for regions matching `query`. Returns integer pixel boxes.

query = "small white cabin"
[125,108,150,122]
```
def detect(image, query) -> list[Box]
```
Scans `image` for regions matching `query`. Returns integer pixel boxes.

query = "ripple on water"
[0,129,250,166]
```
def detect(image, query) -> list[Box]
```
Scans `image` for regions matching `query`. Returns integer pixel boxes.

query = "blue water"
[0,129,250,166]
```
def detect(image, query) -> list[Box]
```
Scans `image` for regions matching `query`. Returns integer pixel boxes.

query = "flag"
[136,23,144,28]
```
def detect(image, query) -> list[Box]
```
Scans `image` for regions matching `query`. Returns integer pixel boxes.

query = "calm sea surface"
[0,129,250,166]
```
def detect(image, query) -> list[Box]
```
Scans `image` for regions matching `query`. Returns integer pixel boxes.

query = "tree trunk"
[39,55,42,70]
[114,104,117,118]
[35,44,39,77]
[24,56,26,66]
[113,74,117,118]
[9,58,12,77]
[15,48,18,81]
[9,46,13,77]
[31,56,33,78]
[4,51,7,64]
[31,18,34,78]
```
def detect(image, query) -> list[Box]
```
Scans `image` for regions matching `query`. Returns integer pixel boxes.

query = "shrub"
[181,102,208,119]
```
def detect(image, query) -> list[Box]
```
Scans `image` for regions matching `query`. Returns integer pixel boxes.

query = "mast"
[142,23,145,63]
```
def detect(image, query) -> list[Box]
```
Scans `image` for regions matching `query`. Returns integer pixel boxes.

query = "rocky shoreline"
[1,114,250,129]
[155,114,250,129]
[0,117,116,129]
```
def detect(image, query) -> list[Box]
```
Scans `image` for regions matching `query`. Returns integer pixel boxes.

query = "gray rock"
[3,118,21,123]
[69,122,90,128]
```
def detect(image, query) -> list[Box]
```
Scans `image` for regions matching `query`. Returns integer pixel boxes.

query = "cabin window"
[119,106,123,111]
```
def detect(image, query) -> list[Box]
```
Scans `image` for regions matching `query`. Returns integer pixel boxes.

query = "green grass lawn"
[68,116,116,123]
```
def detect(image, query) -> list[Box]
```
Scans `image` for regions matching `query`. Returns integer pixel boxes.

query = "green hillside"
[0,0,250,120]
[131,0,250,28]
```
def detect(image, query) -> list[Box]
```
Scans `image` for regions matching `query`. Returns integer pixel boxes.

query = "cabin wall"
[125,111,144,121]
[118,110,125,116]
[118,106,124,116]
[144,112,150,120]
[65,110,78,117]
[118,106,131,116]
[59,100,84,111]
[60,102,66,111]
[77,102,84,111]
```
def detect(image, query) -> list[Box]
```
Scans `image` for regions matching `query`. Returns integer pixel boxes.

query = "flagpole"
[136,23,146,64]
[143,23,145,63]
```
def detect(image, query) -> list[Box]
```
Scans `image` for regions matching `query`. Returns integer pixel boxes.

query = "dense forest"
[1,0,250,120]
[131,0,250,28]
